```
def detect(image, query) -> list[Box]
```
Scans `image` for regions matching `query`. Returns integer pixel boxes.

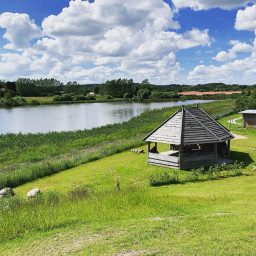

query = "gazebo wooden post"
[179,145,182,170]
[214,143,218,163]
[147,142,150,154]
[154,142,157,151]
[227,140,230,159]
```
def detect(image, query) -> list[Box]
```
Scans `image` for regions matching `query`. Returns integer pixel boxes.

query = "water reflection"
[0,100,212,134]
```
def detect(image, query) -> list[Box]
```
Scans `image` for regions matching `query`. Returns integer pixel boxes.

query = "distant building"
[239,110,256,128]
[89,92,95,95]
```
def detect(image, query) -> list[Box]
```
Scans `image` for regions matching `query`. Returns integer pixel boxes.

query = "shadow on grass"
[231,151,254,167]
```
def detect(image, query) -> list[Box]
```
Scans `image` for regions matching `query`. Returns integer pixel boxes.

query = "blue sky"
[0,0,256,85]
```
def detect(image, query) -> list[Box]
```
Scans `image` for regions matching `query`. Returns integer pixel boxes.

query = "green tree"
[16,78,39,96]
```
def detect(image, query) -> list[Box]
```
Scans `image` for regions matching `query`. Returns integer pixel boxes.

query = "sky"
[0,0,256,85]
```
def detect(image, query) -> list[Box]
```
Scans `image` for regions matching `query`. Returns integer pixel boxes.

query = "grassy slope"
[1,113,256,255]
[0,100,233,168]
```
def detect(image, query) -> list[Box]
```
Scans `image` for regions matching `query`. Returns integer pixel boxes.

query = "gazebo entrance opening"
[147,141,231,170]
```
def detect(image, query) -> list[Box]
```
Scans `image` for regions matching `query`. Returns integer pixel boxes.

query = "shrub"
[150,92,169,100]
[74,95,86,101]
[106,95,113,99]
[61,94,73,101]
[85,95,96,100]
[0,97,26,107]
[14,97,27,106]
[30,99,40,105]
[52,95,63,102]
[123,92,133,99]
[132,96,138,101]
[149,172,180,186]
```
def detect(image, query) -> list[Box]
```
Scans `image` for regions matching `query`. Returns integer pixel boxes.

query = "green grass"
[0,100,234,190]
[2,101,256,255]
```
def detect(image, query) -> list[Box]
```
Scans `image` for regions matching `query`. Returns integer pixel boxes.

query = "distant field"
[23,96,53,103]
[0,112,256,255]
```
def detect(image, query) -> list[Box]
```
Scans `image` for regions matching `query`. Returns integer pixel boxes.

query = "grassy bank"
[0,114,256,254]
[0,100,234,189]
[0,100,234,168]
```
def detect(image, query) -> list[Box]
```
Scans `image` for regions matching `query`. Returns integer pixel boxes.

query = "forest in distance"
[0,77,254,107]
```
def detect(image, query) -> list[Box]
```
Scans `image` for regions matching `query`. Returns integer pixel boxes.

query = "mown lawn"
[0,113,256,255]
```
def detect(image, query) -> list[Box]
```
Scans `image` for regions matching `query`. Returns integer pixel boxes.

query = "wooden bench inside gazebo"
[143,105,234,170]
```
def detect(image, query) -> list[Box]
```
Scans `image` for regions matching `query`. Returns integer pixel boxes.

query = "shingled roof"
[143,106,234,145]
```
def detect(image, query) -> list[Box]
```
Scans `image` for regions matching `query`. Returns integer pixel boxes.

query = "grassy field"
[0,100,234,190]
[0,109,256,255]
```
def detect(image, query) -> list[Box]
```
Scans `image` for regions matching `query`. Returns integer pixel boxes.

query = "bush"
[149,172,180,186]
[14,97,27,106]
[30,99,40,105]
[74,95,86,101]
[132,96,138,101]
[137,89,151,101]
[52,94,73,102]
[234,95,256,112]
[0,97,27,107]
[123,92,133,99]
[106,95,113,99]
[85,95,96,100]
[150,92,169,100]
[61,94,73,101]
[52,95,63,102]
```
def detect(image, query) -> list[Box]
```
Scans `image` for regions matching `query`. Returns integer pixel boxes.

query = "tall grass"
[0,100,234,168]
[0,100,234,189]
[0,136,144,189]
[148,162,244,186]
[0,186,192,242]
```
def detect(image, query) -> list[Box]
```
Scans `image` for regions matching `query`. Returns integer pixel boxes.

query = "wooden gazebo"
[143,105,234,170]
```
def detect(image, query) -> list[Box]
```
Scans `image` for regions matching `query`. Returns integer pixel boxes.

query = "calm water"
[0,100,212,134]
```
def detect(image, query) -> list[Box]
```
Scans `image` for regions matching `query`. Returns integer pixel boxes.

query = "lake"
[0,100,212,134]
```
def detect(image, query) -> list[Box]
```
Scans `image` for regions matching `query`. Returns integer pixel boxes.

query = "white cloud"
[0,12,41,50]
[0,0,212,84]
[213,41,253,61]
[172,0,256,10]
[188,50,256,84]
[235,4,256,32]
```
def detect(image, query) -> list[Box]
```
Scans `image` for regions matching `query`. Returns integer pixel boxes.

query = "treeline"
[234,85,256,112]
[0,77,253,107]
[98,79,249,100]
[99,79,179,100]
[157,83,248,92]
[0,78,88,97]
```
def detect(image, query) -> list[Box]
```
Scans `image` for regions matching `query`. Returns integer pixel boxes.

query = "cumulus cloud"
[0,0,212,84]
[172,0,256,10]
[213,41,253,61]
[235,4,256,32]
[0,13,41,50]
[188,49,256,84]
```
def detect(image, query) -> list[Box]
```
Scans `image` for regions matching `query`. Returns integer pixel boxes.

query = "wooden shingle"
[143,106,234,145]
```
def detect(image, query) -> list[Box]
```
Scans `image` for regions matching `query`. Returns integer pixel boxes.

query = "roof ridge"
[179,107,184,145]
[198,107,234,139]
[185,108,221,142]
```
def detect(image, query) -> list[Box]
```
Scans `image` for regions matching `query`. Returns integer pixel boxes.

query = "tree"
[16,78,39,96]
[99,78,135,98]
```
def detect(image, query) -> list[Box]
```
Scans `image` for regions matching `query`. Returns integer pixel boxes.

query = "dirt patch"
[227,117,242,125]
[209,212,231,216]
[115,250,148,256]
[231,133,247,140]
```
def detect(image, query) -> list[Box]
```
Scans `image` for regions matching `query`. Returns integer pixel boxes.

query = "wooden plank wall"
[148,152,179,169]
[244,114,256,127]
[181,152,216,169]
